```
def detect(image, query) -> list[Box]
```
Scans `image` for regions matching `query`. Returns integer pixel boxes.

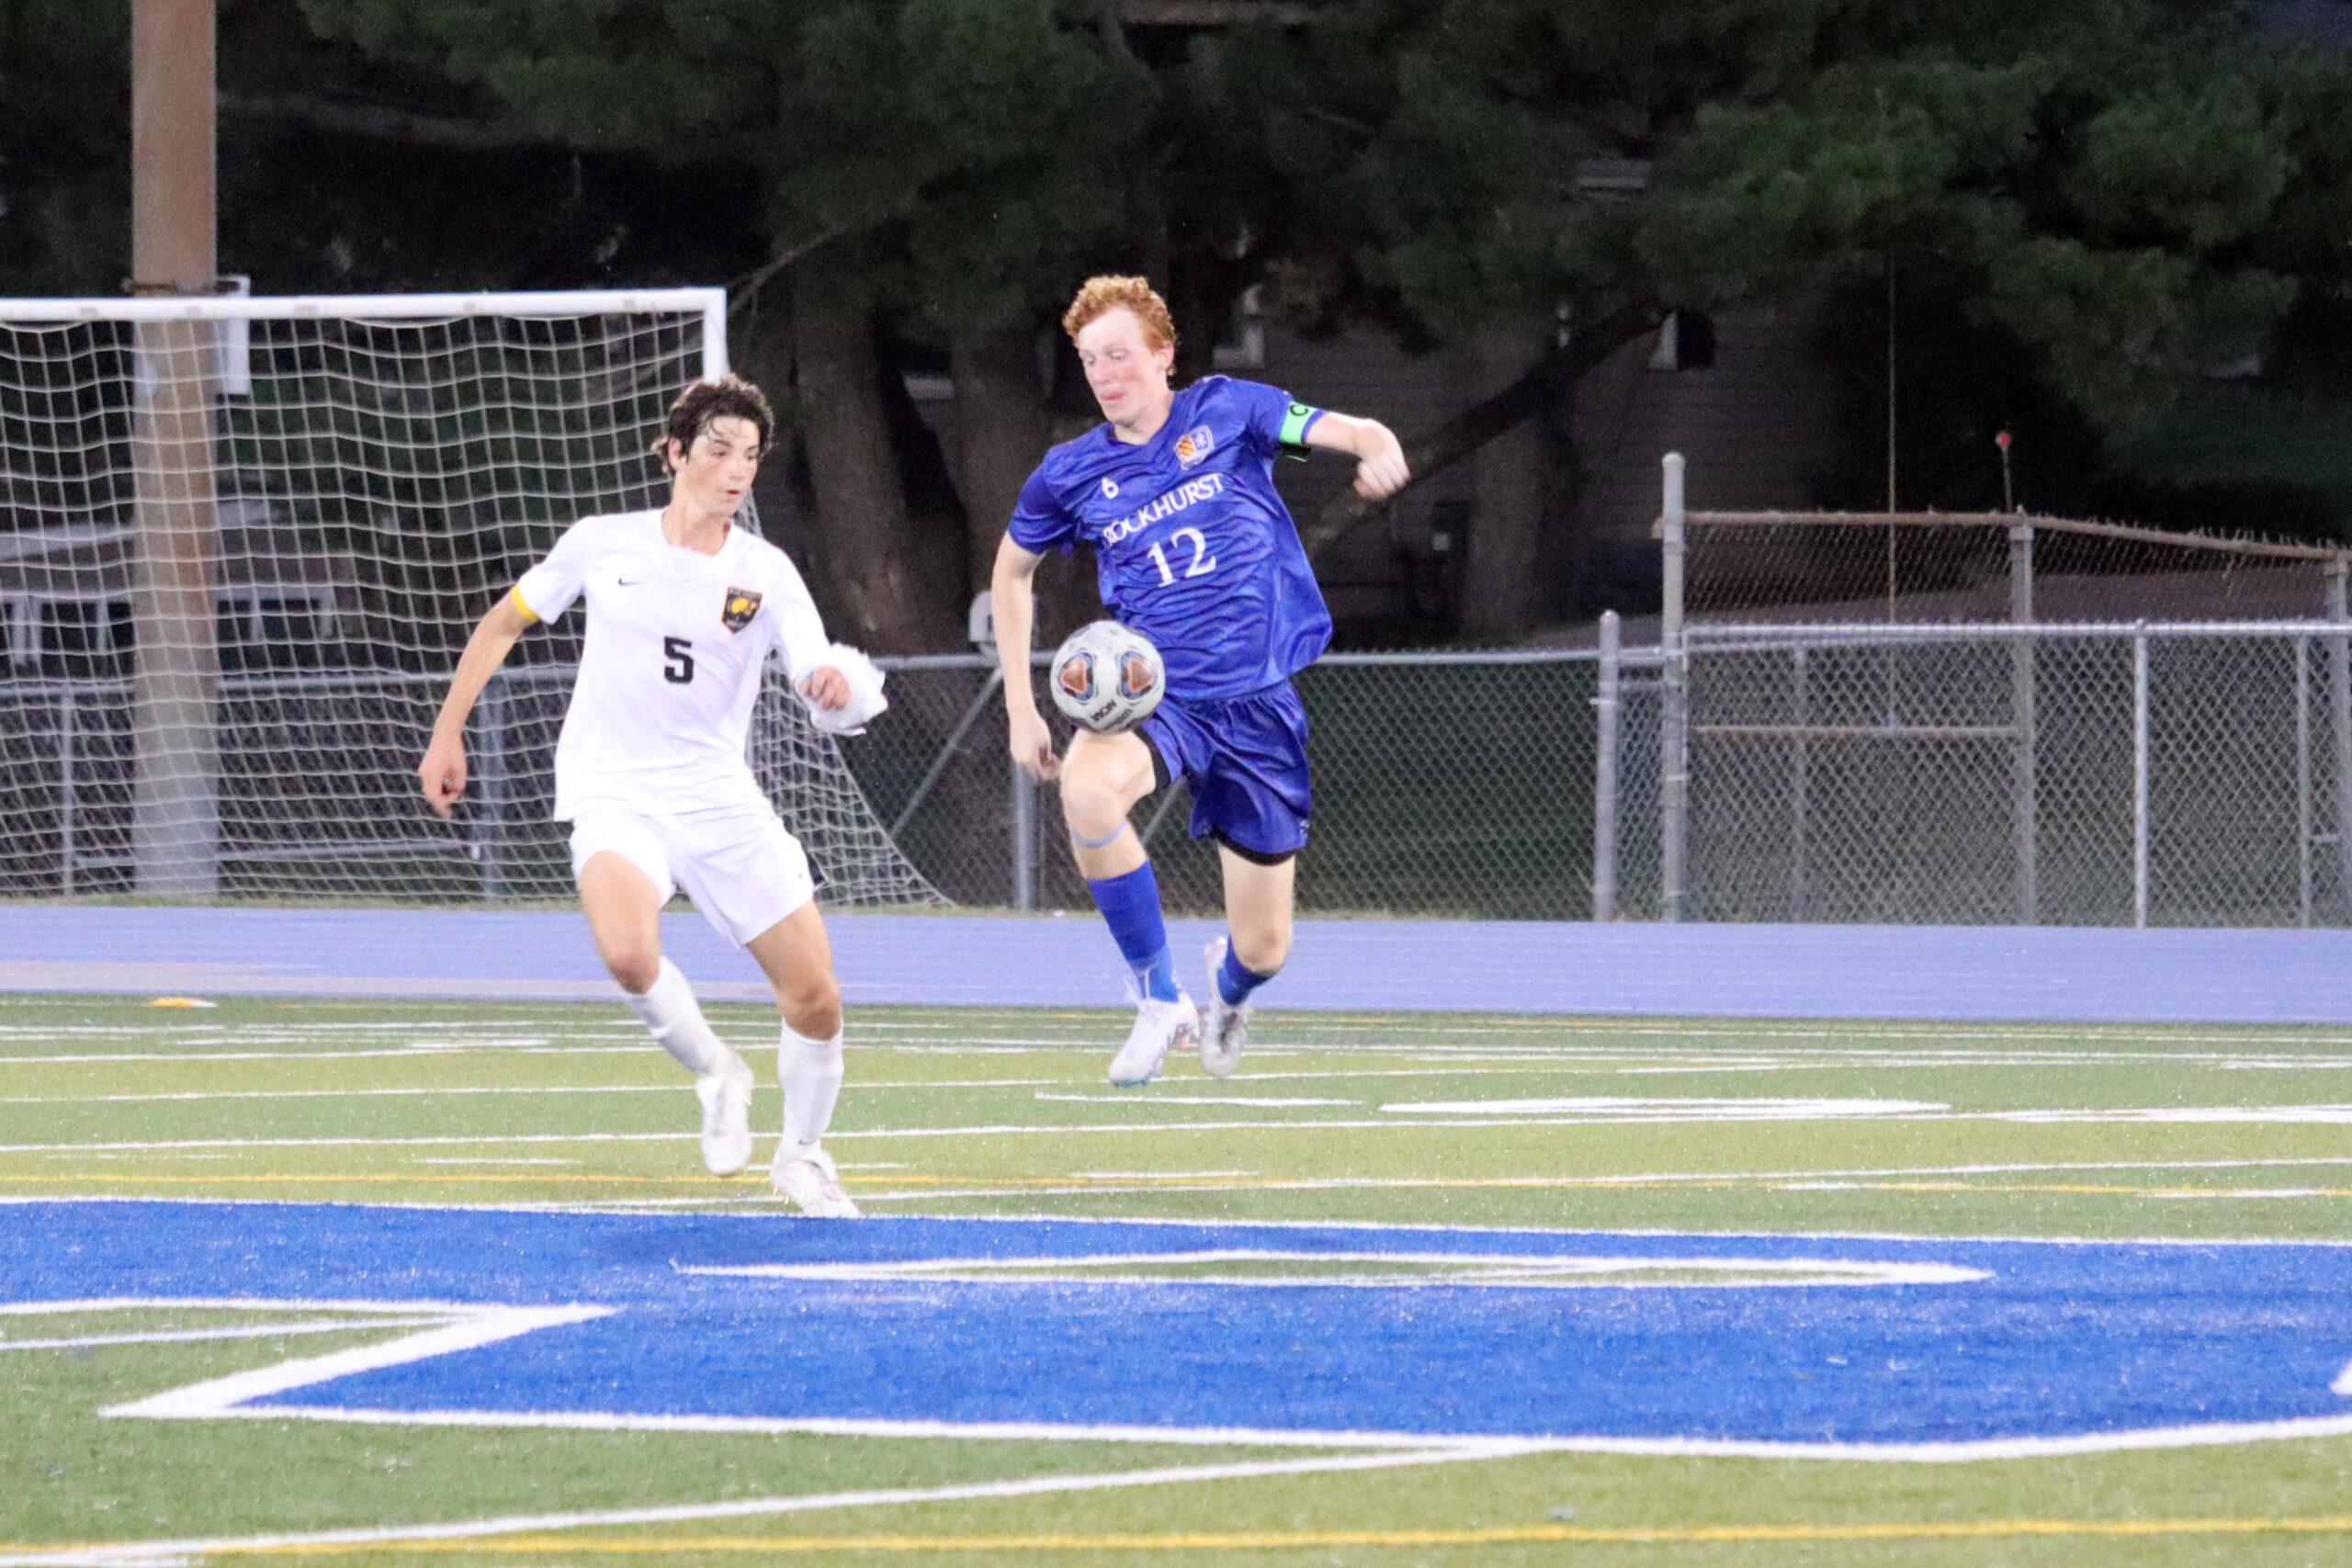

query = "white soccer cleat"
[771,1143,861,1217]
[1109,993,1196,1087]
[1199,939,1250,1079]
[694,1050,757,1177]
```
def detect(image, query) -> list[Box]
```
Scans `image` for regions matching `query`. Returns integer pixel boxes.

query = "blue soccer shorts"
[1140,681,1313,863]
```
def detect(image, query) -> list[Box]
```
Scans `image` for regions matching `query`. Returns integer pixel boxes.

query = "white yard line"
[0,1317,448,1352]
[0,1445,1532,1568]
[22,1104,2352,1158]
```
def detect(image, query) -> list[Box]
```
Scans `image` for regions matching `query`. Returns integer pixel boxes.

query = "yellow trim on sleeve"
[508,585,541,625]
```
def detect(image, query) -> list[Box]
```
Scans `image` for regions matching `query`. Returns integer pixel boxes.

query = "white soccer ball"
[1049,620,1166,734]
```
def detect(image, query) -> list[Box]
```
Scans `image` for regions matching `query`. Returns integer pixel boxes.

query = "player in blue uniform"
[992,276,1408,1084]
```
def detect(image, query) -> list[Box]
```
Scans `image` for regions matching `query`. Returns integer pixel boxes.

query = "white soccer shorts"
[567,803,817,948]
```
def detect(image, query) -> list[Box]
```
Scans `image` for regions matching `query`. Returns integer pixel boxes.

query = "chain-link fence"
[0,651,1622,919]
[0,665,939,907]
[1641,453,2352,928]
[845,652,1625,919]
[9,623,2344,927]
[1668,623,2352,928]
[18,438,2352,927]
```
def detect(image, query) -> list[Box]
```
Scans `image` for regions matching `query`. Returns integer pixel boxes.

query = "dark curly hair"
[658,375,775,463]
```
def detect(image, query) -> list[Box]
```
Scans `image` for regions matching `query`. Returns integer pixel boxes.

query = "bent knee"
[1058,778,1135,842]
[1231,929,1290,977]
[600,942,663,996]
[780,972,842,1041]
[1060,739,1152,838]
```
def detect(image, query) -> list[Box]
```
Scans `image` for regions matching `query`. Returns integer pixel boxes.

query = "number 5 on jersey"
[662,636,695,684]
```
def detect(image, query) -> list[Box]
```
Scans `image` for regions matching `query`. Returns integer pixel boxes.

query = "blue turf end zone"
[11,1200,2352,1456]
[1,904,2350,1021]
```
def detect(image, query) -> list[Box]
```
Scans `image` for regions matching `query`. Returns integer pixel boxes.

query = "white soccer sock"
[778,1021,845,1148]
[622,958,730,1077]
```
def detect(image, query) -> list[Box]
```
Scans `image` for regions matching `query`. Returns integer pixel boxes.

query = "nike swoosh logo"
[616,579,647,587]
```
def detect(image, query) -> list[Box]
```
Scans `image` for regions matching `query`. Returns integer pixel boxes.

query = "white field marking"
[1035,1093,1357,1108]
[0,1106,2258,1156]
[1382,1097,1948,1119]
[0,1045,610,1065]
[0,1445,1532,1568]
[16,1101,2352,1161]
[851,1153,2352,1204]
[109,1359,2352,1465]
[1080,1170,1258,1179]
[680,1249,1991,1291]
[40,1267,2352,1491]
[1996,1106,2352,1123]
[0,1085,702,1104]
[0,1317,457,1352]
[0,1296,471,1317]
[17,1189,2352,1250]
[2,1134,695,1154]
[104,1301,613,1420]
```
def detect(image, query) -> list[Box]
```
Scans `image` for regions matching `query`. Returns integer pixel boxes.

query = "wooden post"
[128,0,222,896]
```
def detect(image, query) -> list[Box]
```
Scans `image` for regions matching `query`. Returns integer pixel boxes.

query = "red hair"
[1060,276,1177,352]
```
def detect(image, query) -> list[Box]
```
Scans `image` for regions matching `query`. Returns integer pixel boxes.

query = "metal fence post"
[1660,453,1688,922]
[58,688,76,897]
[1790,645,1809,919]
[2008,522,2037,924]
[2132,621,2150,929]
[2298,634,2313,928]
[1592,610,1620,922]
[1012,765,1036,910]
[475,672,508,901]
[2332,559,2352,919]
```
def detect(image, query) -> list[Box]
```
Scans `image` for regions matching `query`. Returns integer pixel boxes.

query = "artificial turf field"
[8,994,2352,1564]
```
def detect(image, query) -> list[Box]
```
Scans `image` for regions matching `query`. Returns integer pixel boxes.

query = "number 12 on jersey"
[1146,526,1217,586]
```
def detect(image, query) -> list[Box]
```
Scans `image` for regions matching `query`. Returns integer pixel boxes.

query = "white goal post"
[0,288,937,907]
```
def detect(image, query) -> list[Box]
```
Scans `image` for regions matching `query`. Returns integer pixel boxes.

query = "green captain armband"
[1278,400,1322,452]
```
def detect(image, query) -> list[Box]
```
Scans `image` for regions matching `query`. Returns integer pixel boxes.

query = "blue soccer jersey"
[1009,377,1332,700]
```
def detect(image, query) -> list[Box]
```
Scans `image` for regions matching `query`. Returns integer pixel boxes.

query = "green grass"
[7,994,2352,1564]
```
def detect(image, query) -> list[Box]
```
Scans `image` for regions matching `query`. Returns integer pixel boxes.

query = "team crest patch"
[720,587,763,633]
[1174,425,1216,468]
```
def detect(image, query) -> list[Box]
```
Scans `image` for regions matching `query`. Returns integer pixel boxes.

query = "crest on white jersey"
[720,587,763,633]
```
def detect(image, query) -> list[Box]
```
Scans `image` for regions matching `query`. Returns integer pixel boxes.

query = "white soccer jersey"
[514,510,831,820]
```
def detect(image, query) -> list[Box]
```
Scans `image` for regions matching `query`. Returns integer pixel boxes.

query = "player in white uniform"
[418,378,875,1217]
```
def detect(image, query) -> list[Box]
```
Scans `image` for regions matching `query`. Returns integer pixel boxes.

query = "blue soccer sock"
[1216,938,1275,1008]
[1087,863,1182,1003]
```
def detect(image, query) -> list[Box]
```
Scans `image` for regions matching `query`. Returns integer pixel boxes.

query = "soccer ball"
[1049,621,1166,734]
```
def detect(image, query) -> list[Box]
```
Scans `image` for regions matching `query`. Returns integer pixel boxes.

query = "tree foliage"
[13,0,2352,633]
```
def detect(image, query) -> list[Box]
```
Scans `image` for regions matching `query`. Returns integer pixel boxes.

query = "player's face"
[1075,309,1175,429]
[668,416,763,519]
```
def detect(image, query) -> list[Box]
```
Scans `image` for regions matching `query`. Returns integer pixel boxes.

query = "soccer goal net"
[0,288,938,907]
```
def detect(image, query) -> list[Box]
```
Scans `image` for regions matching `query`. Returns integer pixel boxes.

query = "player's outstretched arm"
[418,592,534,820]
[990,534,1060,782]
[1305,411,1410,502]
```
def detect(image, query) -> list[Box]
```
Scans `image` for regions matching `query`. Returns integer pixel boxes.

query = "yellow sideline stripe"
[30,1514,2352,1556]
